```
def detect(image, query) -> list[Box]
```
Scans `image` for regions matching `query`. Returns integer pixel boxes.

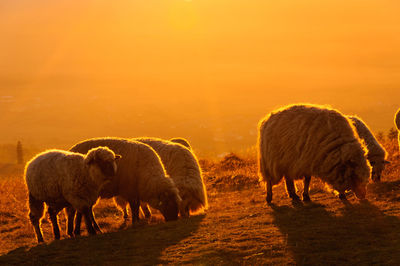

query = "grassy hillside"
[0,140,399,265]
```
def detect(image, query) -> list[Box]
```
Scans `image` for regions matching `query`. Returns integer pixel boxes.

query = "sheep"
[69,138,182,235]
[169,137,192,150]
[114,137,208,219]
[258,104,371,203]
[24,147,120,243]
[395,108,400,147]
[348,116,389,182]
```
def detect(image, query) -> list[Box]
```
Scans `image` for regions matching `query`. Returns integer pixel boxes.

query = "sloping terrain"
[0,142,400,265]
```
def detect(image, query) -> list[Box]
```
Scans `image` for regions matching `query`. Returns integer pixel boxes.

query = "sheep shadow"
[270,201,400,265]
[0,215,205,265]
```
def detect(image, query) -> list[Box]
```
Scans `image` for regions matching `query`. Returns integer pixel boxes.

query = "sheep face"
[369,158,390,182]
[85,147,121,186]
[155,192,181,221]
[340,160,370,199]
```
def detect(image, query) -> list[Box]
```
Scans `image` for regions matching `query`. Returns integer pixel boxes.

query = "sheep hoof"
[302,193,311,202]
[266,195,272,204]
[290,194,301,202]
[339,193,347,200]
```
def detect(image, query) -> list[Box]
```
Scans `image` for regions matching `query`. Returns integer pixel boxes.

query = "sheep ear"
[384,160,391,164]
[115,154,122,160]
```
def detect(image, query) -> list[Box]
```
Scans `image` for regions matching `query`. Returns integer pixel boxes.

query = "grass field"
[0,140,400,265]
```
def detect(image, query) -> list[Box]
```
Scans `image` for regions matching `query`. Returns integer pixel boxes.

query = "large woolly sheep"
[348,116,389,182]
[69,138,181,235]
[114,137,207,219]
[25,147,120,243]
[169,137,192,150]
[258,104,371,203]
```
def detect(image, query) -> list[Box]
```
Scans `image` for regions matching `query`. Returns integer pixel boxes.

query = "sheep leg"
[74,212,82,236]
[65,206,75,237]
[140,203,151,219]
[285,178,300,201]
[129,199,140,225]
[81,207,97,235]
[28,193,44,243]
[114,196,129,220]
[89,206,102,233]
[302,176,311,202]
[123,207,129,219]
[266,180,273,204]
[47,206,62,240]
[339,192,347,200]
[182,205,190,218]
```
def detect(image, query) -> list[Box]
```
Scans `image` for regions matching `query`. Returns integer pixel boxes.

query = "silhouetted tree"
[387,127,398,141]
[16,141,24,165]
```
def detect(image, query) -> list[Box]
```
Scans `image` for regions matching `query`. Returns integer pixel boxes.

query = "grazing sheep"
[169,137,192,150]
[348,116,389,182]
[70,138,181,235]
[25,147,120,243]
[395,108,400,147]
[115,137,208,219]
[258,104,371,203]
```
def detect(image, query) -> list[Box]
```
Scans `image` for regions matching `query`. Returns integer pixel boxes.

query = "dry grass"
[0,140,400,265]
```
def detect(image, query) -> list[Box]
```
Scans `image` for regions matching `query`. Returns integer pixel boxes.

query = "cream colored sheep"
[25,147,120,243]
[348,116,389,182]
[69,138,181,235]
[114,137,207,219]
[258,104,371,203]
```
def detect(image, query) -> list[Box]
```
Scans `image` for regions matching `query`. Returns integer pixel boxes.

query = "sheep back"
[169,137,192,150]
[348,116,387,161]
[25,148,114,210]
[134,137,208,213]
[395,108,400,131]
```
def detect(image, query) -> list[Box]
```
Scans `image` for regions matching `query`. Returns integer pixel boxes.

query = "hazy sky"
[1,0,399,156]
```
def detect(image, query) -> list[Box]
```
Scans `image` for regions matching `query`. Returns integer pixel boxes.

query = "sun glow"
[0,0,400,155]
[168,0,198,31]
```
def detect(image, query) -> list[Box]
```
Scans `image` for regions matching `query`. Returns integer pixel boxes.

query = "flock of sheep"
[24,103,400,243]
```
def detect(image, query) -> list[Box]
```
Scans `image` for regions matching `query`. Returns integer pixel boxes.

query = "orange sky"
[1,0,399,156]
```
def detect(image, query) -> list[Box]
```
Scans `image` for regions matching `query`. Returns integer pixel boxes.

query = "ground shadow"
[0,215,205,265]
[270,201,400,265]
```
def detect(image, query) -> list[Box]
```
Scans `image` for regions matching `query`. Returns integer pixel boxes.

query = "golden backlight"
[0,0,399,156]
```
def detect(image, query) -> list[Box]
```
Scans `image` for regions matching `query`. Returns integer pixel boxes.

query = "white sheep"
[258,104,371,203]
[348,115,389,182]
[114,137,208,219]
[25,147,120,243]
[69,138,182,235]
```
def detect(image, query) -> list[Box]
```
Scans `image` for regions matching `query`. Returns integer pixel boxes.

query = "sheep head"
[338,159,370,200]
[157,191,182,222]
[85,146,121,187]
[369,157,390,182]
